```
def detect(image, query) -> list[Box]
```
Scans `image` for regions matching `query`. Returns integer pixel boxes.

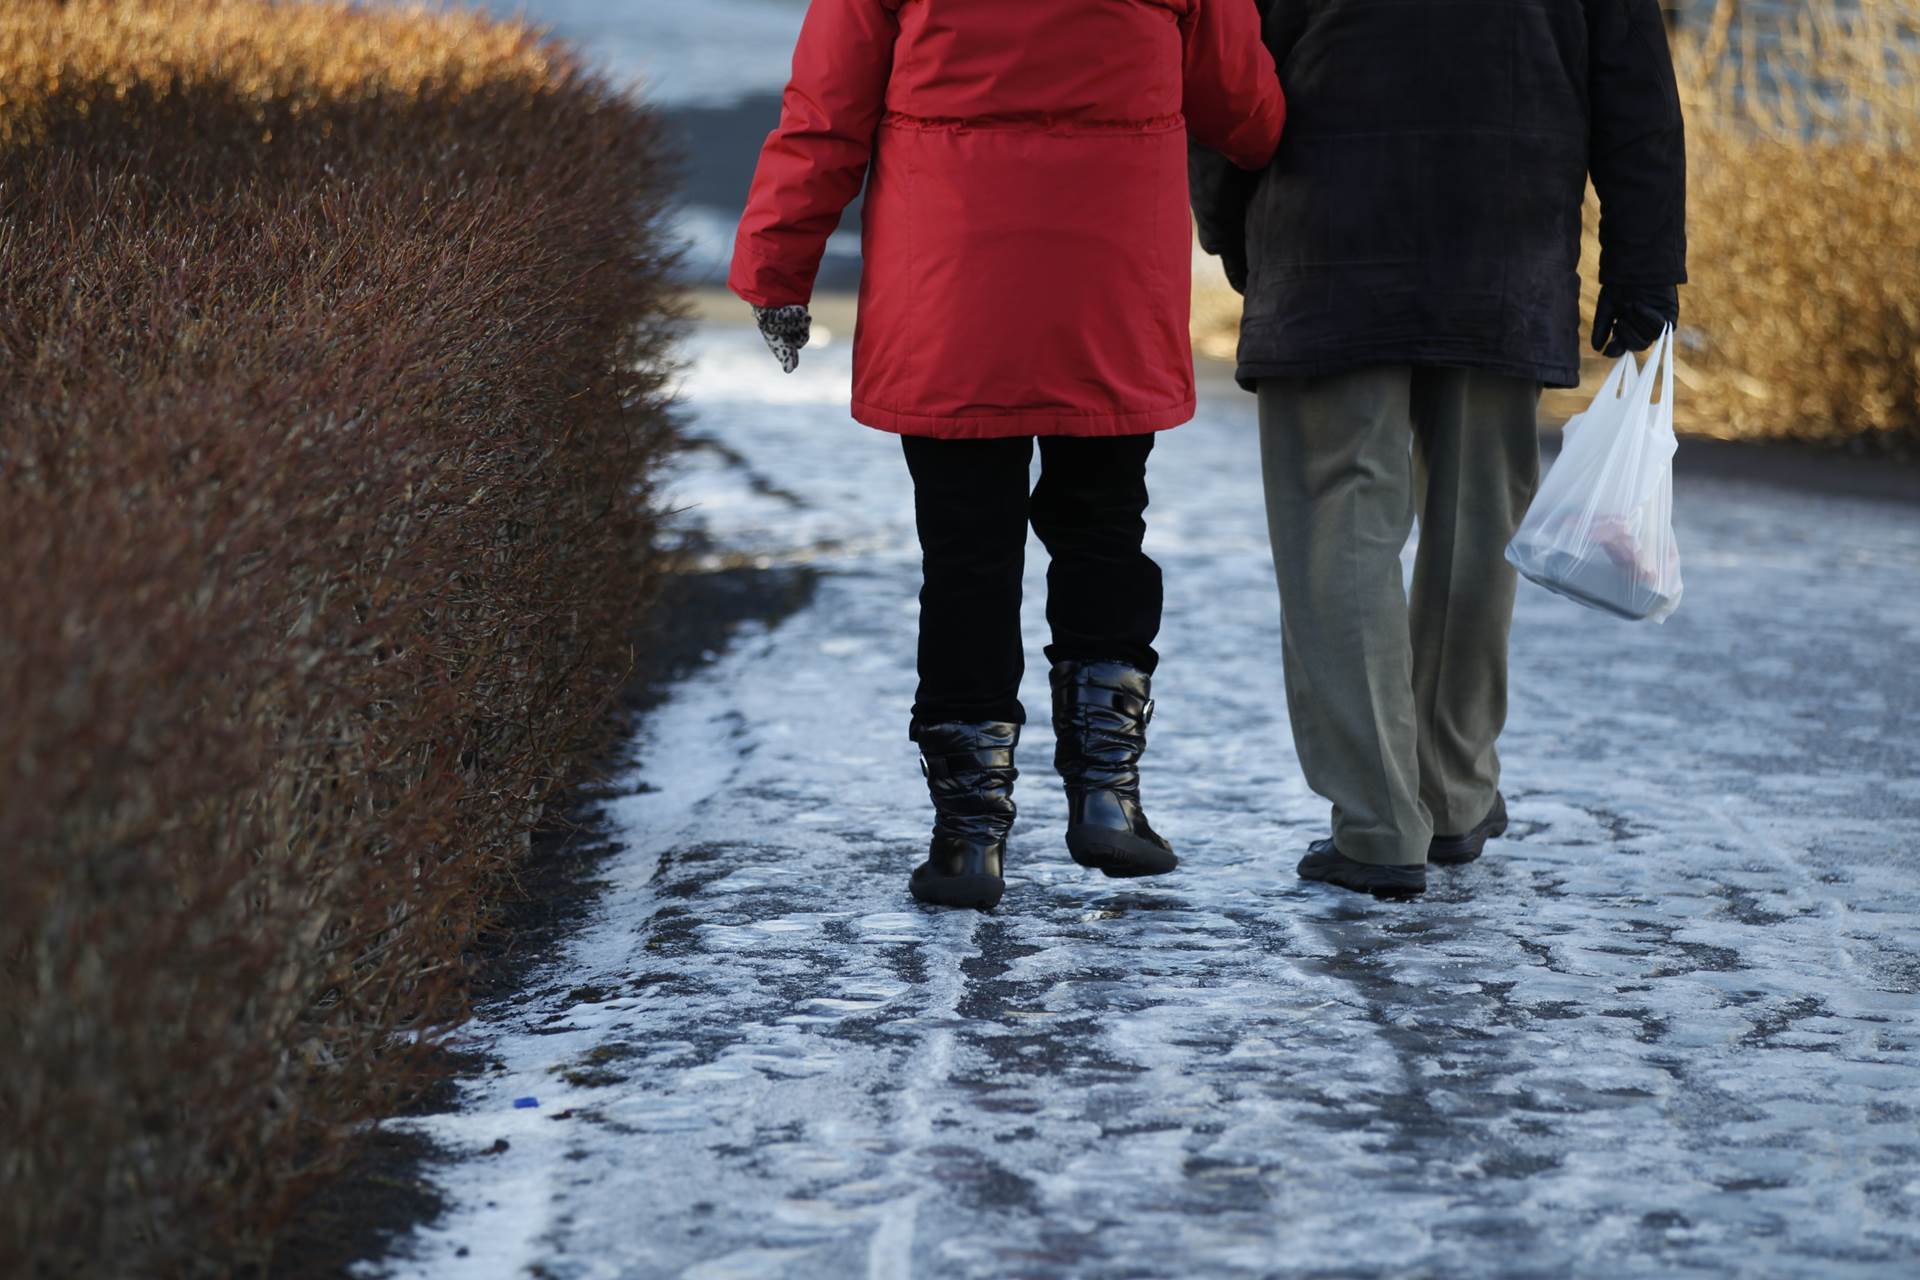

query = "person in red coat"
[732,0,1284,910]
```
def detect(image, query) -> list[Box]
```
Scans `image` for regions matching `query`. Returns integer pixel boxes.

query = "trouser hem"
[911,702,1028,731]
[1331,821,1432,868]
[1043,644,1159,675]
[1426,785,1499,839]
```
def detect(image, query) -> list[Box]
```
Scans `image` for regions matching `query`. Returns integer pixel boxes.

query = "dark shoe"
[1051,660,1177,878]
[909,720,1019,911]
[1429,793,1508,866]
[1297,839,1426,898]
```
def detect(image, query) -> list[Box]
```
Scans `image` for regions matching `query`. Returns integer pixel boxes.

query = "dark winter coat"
[1191,0,1688,390]
[732,0,1285,439]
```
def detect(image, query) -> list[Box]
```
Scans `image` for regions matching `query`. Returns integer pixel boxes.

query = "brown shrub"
[1194,0,1920,447]
[0,2,682,1275]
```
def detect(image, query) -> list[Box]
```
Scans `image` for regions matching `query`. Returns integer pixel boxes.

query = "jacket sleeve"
[729,0,899,308]
[1186,0,1284,292]
[1586,0,1688,285]
[1182,0,1286,171]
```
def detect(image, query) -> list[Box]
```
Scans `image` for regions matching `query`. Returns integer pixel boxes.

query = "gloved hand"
[1221,249,1249,296]
[1591,284,1679,357]
[753,303,811,374]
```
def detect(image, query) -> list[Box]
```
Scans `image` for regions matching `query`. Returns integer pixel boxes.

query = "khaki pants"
[1257,367,1541,866]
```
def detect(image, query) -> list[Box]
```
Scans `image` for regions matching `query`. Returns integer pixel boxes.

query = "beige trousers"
[1257,366,1542,866]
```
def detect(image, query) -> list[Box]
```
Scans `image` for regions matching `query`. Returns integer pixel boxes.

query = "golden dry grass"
[1195,0,1920,447]
[1654,0,1920,442]
[0,3,679,1275]
[0,0,562,143]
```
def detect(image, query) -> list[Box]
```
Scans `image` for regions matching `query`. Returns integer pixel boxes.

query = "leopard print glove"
[752,304,811,374]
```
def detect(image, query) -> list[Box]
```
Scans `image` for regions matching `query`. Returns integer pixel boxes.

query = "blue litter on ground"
[512,1097,539,1109]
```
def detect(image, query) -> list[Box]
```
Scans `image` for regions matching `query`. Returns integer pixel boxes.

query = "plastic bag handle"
[1649,324,1678,458]
[1653,324,1675,422]
[1565,351,1637,444]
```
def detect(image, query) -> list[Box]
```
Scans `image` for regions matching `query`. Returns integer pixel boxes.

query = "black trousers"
[902,434,1163,727]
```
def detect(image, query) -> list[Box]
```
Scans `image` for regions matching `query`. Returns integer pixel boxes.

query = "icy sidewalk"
[370,326,1920,1280]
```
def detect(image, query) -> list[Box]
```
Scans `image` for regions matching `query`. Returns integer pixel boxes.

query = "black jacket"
[1192,0,1687,390]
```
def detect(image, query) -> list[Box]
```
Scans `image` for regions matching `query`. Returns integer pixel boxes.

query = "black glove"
[1591,284,1678,358]
[1189,142,1260,297]
[753,303,811,374]
[1221,249,1249,296]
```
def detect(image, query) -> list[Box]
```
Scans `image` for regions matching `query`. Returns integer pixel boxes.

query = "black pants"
[902,434,1163,727]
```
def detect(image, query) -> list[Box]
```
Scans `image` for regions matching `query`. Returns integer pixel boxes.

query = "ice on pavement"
[368,326,1920,1280]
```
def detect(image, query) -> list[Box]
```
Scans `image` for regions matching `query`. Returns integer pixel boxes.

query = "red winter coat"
[730,0,1285,439]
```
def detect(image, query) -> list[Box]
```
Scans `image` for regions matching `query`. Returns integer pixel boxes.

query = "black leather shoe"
[1429,793,1508,866]
[1297,839,1426,898]
[909,721,1019,911]
[1051,660,1178,878]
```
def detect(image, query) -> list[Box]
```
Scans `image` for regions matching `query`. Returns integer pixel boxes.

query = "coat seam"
[881,112,1186,136]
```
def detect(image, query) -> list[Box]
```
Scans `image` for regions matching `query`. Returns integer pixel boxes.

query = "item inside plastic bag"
[1506,326,1684,623]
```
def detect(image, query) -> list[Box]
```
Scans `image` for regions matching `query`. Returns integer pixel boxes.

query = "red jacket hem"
[850,398,1196,439]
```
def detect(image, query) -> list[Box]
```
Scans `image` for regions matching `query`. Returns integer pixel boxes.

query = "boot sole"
[1066,827,1179,879]
[1429,816,1510,866]
[909,869,1004,912]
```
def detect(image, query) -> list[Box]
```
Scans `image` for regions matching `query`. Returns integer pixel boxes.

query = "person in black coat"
[1192,0,1687,897]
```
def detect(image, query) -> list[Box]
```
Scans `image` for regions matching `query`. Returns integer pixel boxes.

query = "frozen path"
[372,325,1920,1280]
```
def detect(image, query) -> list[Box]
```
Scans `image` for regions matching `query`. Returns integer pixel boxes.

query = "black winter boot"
[1051,660,1178,878]
[1429,792,1508,865]
[909,721,1020,911]
[1297,839,1426,899]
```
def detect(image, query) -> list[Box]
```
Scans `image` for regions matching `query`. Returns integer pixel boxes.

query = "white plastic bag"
[1506,325,1683,623]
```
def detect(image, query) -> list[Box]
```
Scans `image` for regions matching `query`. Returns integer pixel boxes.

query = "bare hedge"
[0,2,681,1274]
